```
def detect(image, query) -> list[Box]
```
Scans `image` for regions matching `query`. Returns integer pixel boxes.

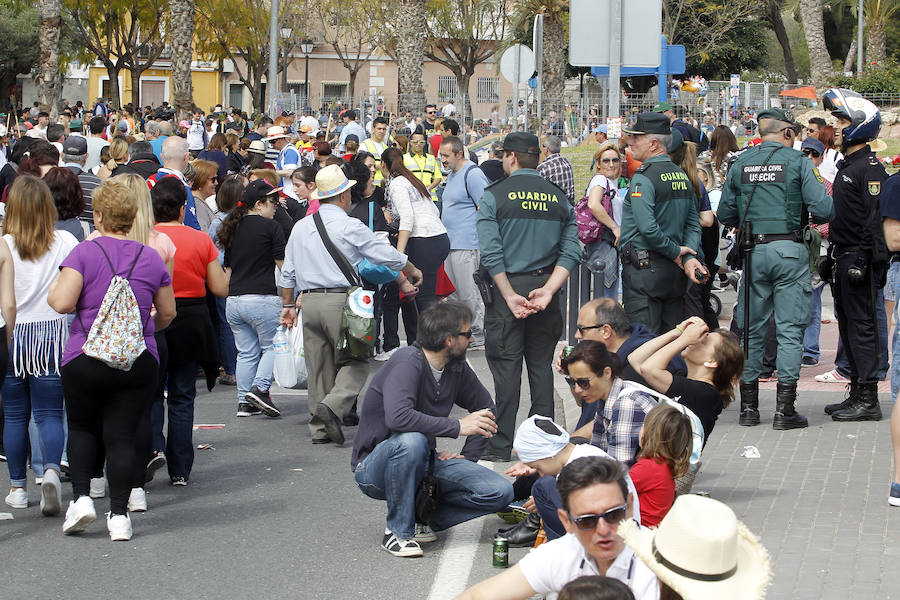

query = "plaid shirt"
[537,153,576,204]
[591,378,658,466]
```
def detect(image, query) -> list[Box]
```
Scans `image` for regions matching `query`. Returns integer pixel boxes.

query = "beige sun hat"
[247,140,267,155]
[263,125,290,141]
[619,495,771,600]
[311,164,356,200]
[870,138,888,152]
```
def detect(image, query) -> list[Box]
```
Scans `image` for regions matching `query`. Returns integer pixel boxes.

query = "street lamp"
[300,39,314,111]
[280,26,293,94]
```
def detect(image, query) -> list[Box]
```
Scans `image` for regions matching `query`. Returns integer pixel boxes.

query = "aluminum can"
[492,536,509,568]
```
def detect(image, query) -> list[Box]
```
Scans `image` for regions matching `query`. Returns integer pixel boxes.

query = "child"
[629,404,693,527]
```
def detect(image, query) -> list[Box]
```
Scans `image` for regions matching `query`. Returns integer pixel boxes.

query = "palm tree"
[37,0,62,119]
[798,0,832,90]
[861,0,899,66]
[170,0,195,121]
[396,0,426,115]
[765,0,798,83]
[509,0,568,119]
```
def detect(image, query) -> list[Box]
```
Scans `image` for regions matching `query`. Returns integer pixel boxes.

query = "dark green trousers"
[622,258,689,335]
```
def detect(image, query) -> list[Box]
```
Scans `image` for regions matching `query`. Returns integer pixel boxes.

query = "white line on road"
[426,489,487,600]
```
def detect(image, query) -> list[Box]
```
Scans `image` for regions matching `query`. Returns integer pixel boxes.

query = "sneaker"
[107,512,133,541]
[145,451,166,484]
[62,496,97,535]
[128,488,147,512]
[246,386,281,417]
[90,477,107,498]
[382,531,423,557]
[815,369,850,383]
[891,482,900,507]
[414,523,438,543]
[5,488,27,509]
[35,477,43,485]
[801,356,819,367]
[0,448,6,462]
[40,469,62,516]
[171,476,188,486]
[374,347,399,362]
[236,402,262,417]
[217,374,237,386]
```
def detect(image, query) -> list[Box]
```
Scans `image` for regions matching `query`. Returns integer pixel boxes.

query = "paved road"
[1,341,897,599]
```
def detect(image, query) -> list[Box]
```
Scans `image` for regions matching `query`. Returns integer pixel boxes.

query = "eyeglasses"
[457,330,473,339]
[600,158,621,165]
[802,149,821,158]
[564,375,596,389]
[576,323,606,335]
[568,504,628,530]
[427,111,436,115]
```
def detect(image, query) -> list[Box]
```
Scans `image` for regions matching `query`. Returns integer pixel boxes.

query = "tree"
[423,0,507,124]
[37,0,62,118]
[394,0,427,115]
[0,3,40,112]
[169,0,195,120]
[314,0,378,105]
[663,0,757,64]
[798,0,833,89]
[765,0,798,83]
[123,6,165,108]
[862,0,900,66]
[507,0,568,118]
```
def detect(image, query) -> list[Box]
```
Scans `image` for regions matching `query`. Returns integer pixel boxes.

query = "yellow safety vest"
[403,152,441,202]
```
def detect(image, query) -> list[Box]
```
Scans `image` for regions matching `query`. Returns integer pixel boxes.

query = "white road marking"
[426,514,486,600]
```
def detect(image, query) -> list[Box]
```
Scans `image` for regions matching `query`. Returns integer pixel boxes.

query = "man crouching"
[351,301,514,557]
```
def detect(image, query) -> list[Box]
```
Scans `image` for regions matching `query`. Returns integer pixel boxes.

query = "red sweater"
[629,457,675,528]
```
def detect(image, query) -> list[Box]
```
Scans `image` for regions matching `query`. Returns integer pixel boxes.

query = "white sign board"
[606,117,623,139]
[500,45,535,84]
[730,74,740,98]
[569,0,662,67]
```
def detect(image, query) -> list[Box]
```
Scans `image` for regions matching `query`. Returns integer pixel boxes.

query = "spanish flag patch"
[631,183,642,198]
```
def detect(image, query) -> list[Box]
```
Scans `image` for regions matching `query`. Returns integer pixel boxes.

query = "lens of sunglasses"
[571,505,628,530]
[457,330,473,338]
[600,158,621,164]
[564,376,593,389]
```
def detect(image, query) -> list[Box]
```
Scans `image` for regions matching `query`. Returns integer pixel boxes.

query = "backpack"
[575,178,615,244]
[77,241,147,371]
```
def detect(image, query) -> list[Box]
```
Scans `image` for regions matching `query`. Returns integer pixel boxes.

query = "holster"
[473,266,494,305]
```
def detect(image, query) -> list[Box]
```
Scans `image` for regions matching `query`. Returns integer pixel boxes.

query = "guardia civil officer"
[821,88,889,422]
[717,107,833,430]
[476,132,580,461]
[619,112,705,334]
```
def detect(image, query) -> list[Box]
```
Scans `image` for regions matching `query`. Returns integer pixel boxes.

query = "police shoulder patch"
[868,181,881,196]
[812,167,824,183]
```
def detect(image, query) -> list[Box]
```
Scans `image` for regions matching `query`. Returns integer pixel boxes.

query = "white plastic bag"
[273,326,297,389]
[289,317,308,389]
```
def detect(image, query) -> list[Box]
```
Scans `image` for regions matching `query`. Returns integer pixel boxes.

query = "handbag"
[312,212,377,359]
[359,201,400,284]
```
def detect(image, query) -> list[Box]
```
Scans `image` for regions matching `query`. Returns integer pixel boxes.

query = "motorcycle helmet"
[822,87,882,145]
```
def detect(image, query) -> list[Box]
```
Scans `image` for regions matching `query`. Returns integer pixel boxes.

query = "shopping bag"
[289,317,308,389]
[273,326,297,388]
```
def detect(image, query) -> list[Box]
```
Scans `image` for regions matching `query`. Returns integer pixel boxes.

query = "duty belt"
[753,231,803,244]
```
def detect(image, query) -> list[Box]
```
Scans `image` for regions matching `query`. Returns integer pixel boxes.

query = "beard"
[449,344,468,362]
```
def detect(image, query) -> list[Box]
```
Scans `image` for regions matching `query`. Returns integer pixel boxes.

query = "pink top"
[87,229,176,266]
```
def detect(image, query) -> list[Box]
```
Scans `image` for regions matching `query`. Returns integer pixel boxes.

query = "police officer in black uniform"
[822,88,890,422]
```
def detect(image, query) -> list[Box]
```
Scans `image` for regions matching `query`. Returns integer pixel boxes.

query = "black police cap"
[623,112,671,135]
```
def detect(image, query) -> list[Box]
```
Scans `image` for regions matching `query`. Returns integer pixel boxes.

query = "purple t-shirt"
[60,237,172,366]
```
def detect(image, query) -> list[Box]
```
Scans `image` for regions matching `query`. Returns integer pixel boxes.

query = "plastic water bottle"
[272,327,297,388]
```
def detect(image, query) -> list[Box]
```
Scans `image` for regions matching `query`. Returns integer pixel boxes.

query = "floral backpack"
[77,241,147,371]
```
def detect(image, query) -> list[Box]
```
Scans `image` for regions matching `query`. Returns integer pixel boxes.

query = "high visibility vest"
[403,152,441,202]
[362,137,391,184]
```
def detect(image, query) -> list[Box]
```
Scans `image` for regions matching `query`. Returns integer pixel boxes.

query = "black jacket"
[113,153,161,180]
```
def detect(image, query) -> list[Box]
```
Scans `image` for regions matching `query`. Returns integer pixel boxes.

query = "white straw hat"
[620,495,771,600]
[263,125,290,141]
[311,164,356,200]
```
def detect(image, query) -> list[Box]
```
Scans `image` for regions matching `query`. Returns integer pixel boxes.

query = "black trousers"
[380,282,418,348]
[833,251,882,384]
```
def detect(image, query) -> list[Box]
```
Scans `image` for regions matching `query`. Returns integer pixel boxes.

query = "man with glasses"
[423,104,438,134]
[456,456,658,600]
[717,107,832,430]
[536,135,575,205]
[351,302,513,558]
[403,127,443,202]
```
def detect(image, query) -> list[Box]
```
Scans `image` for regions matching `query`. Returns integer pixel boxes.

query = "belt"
[300,287,349,294]
[509,265,555,277]
[833,245,859,254]
[753,231,802,244]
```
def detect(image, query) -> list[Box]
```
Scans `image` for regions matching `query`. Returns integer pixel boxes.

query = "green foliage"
[831,58,900,92]
[0,3,39,81]
[685,18,769,79]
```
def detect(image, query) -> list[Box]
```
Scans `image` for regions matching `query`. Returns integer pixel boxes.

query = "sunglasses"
[576,323,606,335]
[427,111,436,115]
[600,157,621,165]
[564,375,596,389]
[802,149,821,158]
[457,330,473,339]
[568,504,628,530]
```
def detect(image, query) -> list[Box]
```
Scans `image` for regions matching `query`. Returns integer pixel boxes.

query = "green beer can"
[492,536,509,568]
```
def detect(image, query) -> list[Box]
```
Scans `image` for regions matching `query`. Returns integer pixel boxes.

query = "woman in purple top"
[48,179,176,542]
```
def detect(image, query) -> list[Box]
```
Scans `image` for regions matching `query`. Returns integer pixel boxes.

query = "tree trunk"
[798,0,832,90]
[37,0,62,119]
[170,0,195,121]
[843,37,857,73]
[107,66,122,110]
[866,19,886,67]
[541,14,566,118]
[458,71,472,126]
[130,68,145,108]
[766,0,797,83]
[348,67,358,105]
[252,70,265,114]
[396,0,426,115]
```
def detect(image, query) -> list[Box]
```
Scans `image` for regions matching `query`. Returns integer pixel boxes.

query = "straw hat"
[247,140,266,155]
[264,125,290,141]
[311,164,356,200]
[620,495,771,600]
[870,138,888,152]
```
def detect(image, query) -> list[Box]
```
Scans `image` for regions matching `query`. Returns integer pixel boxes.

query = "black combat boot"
[772,381,808,430]
[824,379,858,415]
[497,512,541,547]
[739,380,760,426]
[832,382,882,421]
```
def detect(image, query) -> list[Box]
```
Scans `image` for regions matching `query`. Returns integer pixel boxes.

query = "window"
[322,82,349,103]
[229,84,243,110]
[437,76,458,104]
[476,77,499,103]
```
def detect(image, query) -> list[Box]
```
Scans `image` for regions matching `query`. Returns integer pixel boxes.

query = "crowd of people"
[0,86,896,599]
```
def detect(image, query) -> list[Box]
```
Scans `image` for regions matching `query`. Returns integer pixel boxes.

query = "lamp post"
[280,26,293,96]
[300,40,314,111]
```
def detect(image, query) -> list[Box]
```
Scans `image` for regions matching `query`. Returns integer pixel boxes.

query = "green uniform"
[717,141,833,384]
[476,168,579,457]
[619,154,701,334]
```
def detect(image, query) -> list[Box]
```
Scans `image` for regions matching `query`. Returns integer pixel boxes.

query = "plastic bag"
[289,318,308,389]
[273,326,297,389]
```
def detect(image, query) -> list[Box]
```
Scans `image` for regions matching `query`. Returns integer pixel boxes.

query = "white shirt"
[518,532,659,599]
[387,176,447,238]
[818,148,843,184]
[4,231,78,324]
[441,103,456,118]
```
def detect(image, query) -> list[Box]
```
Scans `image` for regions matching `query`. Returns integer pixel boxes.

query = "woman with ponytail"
[217,179,286,419]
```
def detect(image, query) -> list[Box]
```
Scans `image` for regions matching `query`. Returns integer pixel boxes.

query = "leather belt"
[510,264,555,277]
[300,287,349,294]
[833,245,859,254]
[753,231,802,244]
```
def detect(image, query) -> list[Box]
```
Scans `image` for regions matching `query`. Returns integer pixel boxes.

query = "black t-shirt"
[224,215,286,296]
[348,189,388,232]
[665,375,722,445]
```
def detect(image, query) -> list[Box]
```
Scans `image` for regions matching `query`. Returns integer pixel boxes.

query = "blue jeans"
[835,287,889,380]
[354,432,513,539]
[531,475,567,540]
[225,295,280,403]
[216,296,237,377]
[157,359,199,480]
[1,365,65,487]
[890,263,900,398]
[29,409,69,478]
[803,284,824,360]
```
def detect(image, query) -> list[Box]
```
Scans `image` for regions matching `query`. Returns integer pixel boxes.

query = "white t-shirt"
[818,148,843,184]
[518,531,659,599]
[4,231,78,323]
[586,174,624,226]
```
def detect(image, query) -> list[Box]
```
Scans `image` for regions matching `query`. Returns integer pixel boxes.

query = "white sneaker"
[128,488,147,512]
[374,348,399,362]
[382,531,423,557]
[34,477,43,485]
[90,477,107,498]
[63,496,97,535]
[40,469,61,516]
[106,512,133,541]
[5,488,27,509]
[414,523,438,543]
